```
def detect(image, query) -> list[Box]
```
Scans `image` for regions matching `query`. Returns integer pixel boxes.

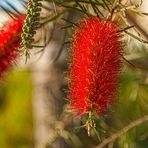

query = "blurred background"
[0,0,148,148]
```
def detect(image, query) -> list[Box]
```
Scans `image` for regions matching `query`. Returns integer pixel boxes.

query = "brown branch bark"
[95,115,148,148]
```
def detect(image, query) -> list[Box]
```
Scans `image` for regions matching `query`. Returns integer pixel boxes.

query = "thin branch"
[95,114,148,148]
[124,30,148,44]
[125,10,148,41]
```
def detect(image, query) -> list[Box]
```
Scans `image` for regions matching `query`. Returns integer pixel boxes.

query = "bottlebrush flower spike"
[68,17,123,117]
[0,16,24,78]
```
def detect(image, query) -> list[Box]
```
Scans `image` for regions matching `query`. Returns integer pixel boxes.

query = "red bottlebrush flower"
[68,17,123,117]
[0,16,24,78]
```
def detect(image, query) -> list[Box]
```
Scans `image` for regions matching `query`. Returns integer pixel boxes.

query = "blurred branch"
[125,10,148,41]
[0,0,26,15]
[95,114,148,148]
[110,0,148,43]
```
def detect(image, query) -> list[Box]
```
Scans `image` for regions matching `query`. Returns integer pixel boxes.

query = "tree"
[0,0,148,148]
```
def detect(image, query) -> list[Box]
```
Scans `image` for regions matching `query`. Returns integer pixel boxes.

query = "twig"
[95,115,148,148]
[125,9,148,41]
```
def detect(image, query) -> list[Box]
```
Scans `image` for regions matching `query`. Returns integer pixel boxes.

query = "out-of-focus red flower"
[68,17,123,117]
[0,16,24,78]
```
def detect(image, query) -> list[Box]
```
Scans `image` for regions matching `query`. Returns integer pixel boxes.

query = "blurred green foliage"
[0,69,33,148]
[112,67,148,148]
